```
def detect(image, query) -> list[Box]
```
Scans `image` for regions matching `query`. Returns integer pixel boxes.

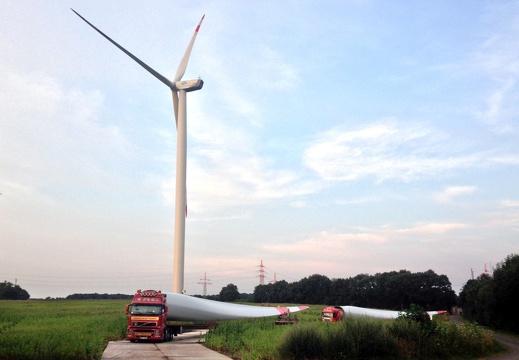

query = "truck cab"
[322,306,344,322]
[126,289,179,342]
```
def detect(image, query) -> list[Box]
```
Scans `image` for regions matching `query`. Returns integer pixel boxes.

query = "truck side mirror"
[125,304,130,315]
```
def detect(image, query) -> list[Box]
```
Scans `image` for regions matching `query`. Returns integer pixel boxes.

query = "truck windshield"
[130,305,163,315]
[322,312,334,319]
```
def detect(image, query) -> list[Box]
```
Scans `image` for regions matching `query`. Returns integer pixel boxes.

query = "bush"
[277,323,324,360]
[391,315,502,359]
[277,319,399,360]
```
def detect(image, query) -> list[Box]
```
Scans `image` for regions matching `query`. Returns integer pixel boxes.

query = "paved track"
[101,330,231,359]
[483,333,519,360]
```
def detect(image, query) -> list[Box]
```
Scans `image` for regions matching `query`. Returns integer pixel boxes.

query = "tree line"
[252,269,457,311]
[459,253,519,332]
[66,293,133,300]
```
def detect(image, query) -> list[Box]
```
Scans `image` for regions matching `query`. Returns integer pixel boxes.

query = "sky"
[1,1,518,299]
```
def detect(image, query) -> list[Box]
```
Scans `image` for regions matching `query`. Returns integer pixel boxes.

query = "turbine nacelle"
[174,79,204,92]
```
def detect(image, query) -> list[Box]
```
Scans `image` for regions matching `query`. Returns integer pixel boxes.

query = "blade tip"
[196,15,205,31]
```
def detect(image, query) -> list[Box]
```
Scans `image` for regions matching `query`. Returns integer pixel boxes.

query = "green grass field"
[0,300,506,360]
[0,299,127,360]
[204,305,505,360]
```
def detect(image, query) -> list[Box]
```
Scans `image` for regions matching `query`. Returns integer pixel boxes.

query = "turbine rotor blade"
[172,90,179,128]
[173,15,205,82]
[71,9,175,90]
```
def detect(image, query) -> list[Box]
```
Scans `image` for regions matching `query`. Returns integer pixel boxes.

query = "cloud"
[260,222,470,280]
[501,199,519,208]
[153,87,322,215]
[433,186,478,203]
[264,230,388,260]
[264,223,469,256]
[481,79,516,128]
[249,45,300,91]
[396,223,468,234]
[470,9,519,134]
[0,70,130,191]
[289,200,307,208]
[303,120,481,182]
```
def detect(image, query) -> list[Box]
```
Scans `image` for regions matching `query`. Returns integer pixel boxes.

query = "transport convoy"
[125,289,308,342]
[126,289,183,342]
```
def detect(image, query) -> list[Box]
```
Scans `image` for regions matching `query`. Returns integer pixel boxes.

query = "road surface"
[101,330,231,359]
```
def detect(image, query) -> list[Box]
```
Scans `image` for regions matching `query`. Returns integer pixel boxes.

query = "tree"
[253,284,272,303]
[270,280,290,303]
[0,281,30,300]
[219,283,240,302]
[385,270,413,309]
[293,274,332,304]
[493,254,519,331]
[459,253,519,331]
[328,278,351,305]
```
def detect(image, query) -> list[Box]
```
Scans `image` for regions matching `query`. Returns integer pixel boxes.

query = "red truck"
[321,306,344,322]
[126,289,182,342]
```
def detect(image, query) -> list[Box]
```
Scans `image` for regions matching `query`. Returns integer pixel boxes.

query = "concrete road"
[101,330,231,359]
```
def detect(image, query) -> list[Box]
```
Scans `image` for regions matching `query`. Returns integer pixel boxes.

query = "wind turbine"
[72,9,204,294]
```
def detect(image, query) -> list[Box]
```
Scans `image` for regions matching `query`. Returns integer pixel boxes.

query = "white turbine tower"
[72,10,204,294]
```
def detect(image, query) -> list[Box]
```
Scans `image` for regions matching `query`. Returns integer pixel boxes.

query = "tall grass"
[204,305,505,360]
[0,300,127,360]
[205,317,286,359]
[204,304,324,359]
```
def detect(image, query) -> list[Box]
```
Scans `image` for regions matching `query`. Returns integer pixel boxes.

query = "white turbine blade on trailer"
[339,306,402,319]
[165,293,308,321]
[71,9,175,90]
[173,15,205,82]
[338,305,448,319]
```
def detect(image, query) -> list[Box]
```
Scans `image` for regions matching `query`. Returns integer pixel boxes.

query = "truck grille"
[132,321,157,327]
